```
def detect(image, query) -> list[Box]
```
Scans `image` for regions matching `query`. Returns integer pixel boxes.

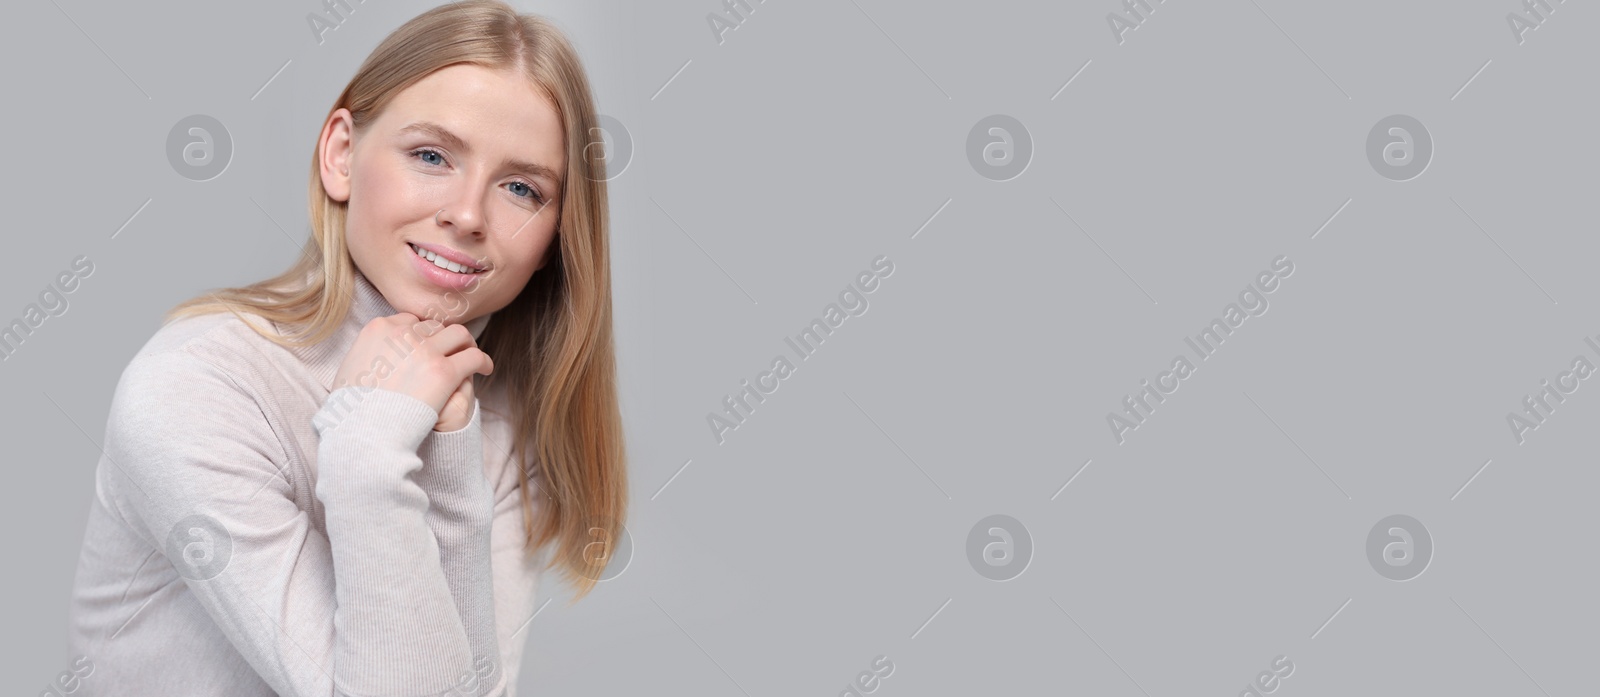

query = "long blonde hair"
[165,0,626,601]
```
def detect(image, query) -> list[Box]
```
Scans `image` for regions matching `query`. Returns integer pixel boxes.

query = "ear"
[319,108,356,202]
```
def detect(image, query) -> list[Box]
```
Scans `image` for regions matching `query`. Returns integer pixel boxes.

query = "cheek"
[349,162,428,240]
[498,207,559,264]
[484,225,557,301]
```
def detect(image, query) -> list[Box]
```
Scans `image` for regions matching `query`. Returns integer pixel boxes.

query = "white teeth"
[411,244,483,274]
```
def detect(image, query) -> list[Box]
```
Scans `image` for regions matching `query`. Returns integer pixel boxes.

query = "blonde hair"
[165,0,626,602]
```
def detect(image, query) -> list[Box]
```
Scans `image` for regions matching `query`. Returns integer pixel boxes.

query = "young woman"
[65,2,627,694]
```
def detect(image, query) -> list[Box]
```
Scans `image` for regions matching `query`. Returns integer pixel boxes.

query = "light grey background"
[3,0,1595,694]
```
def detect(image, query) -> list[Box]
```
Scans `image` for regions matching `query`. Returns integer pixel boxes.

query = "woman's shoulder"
[100,311,290,482]
[98,309,300,522]
[132,306,286,378]
[142,293,313,367]
[114,306,294,413]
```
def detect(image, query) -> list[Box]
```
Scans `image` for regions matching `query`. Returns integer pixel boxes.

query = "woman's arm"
[414,399,504,694]
[416,397,544,696]
[104,346,504,696]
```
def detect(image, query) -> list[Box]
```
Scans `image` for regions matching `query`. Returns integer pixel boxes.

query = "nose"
[434,190,487,240]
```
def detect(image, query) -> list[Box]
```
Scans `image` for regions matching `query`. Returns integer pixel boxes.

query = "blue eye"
[410,147,544,204]
[507,181,544,203]
[412,147,446,166]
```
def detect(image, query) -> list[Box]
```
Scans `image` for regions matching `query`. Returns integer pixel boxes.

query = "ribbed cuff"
[314,385,440,483]
[431,397,478,435]
[416,395,494,524]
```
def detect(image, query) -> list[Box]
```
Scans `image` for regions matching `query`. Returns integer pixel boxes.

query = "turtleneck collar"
[284,268,493,393]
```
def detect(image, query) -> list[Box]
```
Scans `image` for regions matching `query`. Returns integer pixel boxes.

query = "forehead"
[377,63,566,170]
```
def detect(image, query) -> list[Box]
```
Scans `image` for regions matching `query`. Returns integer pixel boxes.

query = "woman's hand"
[330,313,493,431]
[434,374,477,433]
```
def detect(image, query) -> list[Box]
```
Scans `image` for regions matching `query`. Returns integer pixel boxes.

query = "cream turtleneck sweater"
[66,269,544,696]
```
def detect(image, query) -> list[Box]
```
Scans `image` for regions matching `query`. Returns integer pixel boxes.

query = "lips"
[408,241,489,273]
[407,243,489,291]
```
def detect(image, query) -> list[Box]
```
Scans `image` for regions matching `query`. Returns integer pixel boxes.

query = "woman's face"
[318,63,566,325]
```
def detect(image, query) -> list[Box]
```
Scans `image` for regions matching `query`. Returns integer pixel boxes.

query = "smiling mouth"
[409,243,487,274]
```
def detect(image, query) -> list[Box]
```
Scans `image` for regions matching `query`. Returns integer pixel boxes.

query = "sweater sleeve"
[102,347,506,697]
[412,396,502,694]
[415,393,545,696]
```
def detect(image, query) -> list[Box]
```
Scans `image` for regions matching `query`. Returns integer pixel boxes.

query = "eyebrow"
[398,120,564,187]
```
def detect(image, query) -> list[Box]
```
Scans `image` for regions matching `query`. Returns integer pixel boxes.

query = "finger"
[412,318,445,338]
[446,347,494,381]
[419,321,472,350]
